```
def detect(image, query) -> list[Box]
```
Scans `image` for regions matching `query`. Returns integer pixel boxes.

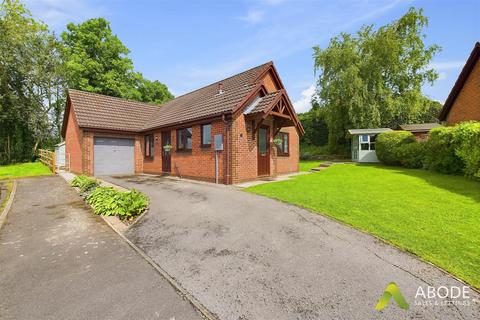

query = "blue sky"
[26,0,479,113]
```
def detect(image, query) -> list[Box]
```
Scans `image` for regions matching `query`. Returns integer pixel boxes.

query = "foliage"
[395,142,425,169]
[375,131,416,165]
[300,144,330,160]
[313,8,441,149]
[0,162,51,180]
[424,127,464,175]
[61,18,173,104]
[70,175,99,193]
[86,187,149,220]
[452,122,480,178]
[0,0,66,164]
[298,101,328,147]
[246,164,480,288]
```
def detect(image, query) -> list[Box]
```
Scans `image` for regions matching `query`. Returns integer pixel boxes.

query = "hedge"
[424,127,464,175]
[375,131,416,165]
[375,122,480,179]
[452,122,480,178]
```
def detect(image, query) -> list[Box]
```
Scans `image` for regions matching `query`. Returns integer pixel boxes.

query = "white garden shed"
[348,128,392,163]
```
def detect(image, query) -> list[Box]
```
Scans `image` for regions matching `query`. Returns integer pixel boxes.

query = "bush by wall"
[86,187,149,220]
[452,122,480,178]
[396,142,426,169]
[424,127,464,175]
[376,131,416,165]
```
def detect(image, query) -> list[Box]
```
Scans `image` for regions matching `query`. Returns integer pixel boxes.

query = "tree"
[0,0,66,163]
[298,100,328,147]
[61,18,172,104]
[313,8,440,150]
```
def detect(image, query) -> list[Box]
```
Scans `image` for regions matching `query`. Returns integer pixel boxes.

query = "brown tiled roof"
[67,62,272,133]
[398,123,441,132]
[245,91,280,115]
[143,62,271,129]
[68,89,160,132]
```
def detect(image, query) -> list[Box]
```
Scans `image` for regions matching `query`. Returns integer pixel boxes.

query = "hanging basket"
[273,138,283,146]
[163,144,172,151]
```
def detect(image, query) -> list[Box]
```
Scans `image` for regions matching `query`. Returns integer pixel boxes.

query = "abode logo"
[375,282,477,312]
[375,282,409,311]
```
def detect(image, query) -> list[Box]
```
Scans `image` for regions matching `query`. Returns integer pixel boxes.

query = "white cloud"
[239,9,265,25]
[293,85,316,113]
[437,72,447,80]
[430,61,465,70]
[23,0,101,30]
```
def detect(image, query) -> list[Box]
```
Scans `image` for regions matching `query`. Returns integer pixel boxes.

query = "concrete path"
[105,175,480,320]
[0,176,202,320]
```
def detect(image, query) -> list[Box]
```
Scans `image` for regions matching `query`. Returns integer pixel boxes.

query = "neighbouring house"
[439,42,480,125]
[396,123,441,140]
[348,128,392,163]
[61,62,304,184]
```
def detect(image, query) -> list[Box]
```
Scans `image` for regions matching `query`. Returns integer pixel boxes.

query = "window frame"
[144,134,154,159]
[200,123,212,148]
[276,132,290,157]
[359,134,376,151]
[176,127,193,152]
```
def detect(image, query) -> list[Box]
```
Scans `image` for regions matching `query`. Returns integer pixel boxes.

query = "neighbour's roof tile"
[398,123,441,132]
[68,62,272,133]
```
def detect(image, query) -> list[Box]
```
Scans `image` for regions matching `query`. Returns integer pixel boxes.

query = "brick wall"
[64,105,83,174]
[140,121,227,183]
[231,114,299,184]
[446,58,480,125]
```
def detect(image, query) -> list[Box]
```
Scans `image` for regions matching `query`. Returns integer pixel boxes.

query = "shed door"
[94,137,134,176]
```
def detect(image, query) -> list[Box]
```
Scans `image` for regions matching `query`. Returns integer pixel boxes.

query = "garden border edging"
[0,180,17,230]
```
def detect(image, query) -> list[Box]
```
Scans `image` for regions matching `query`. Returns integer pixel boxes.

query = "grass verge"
[0,162,52,180]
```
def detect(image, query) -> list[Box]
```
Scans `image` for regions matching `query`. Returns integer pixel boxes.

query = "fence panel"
[38,149,56,174]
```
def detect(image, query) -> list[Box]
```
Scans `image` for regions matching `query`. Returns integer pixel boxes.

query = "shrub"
[86,187,149,220]
[395,142,425,168]
[70,175,99,193]
[452,121,480,178]
[424,127,464,175]
[376,131,416,165]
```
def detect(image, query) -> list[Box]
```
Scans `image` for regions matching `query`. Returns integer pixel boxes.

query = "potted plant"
[273,137,283,146]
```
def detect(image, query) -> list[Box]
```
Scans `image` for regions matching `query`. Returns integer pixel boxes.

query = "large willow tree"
[313,8,441,150]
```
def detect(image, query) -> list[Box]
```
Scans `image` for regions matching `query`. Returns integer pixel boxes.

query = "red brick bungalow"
[61,62,304,184]
[439,42,480,125]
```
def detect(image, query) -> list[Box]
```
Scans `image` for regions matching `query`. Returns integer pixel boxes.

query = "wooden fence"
[38,149,56,174]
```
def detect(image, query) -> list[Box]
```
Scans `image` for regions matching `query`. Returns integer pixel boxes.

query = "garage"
[94,137,135,176]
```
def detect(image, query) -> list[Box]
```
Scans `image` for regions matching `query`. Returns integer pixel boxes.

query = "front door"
[161,131,171,173]
[257,125,270,176]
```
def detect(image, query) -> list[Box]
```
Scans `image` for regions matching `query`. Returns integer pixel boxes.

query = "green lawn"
[299,160,324,172]
[0,162,52,180]
[246,163,480,288]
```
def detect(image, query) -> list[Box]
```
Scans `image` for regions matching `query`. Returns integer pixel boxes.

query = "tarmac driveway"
[105,175,480,320]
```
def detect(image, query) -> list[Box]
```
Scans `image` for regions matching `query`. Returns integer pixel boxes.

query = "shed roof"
[348,128,392,135]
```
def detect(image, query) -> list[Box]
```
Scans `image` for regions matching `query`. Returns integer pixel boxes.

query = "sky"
[25,0,480,113]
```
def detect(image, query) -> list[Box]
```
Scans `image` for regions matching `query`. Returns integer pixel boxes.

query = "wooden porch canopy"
[244,89,305,136]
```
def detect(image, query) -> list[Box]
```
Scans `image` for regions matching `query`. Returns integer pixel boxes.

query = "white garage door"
[94,137,135,176]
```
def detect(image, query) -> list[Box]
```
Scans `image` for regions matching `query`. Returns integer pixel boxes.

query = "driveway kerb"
[58,172,218,320]
[0,180,17,230]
